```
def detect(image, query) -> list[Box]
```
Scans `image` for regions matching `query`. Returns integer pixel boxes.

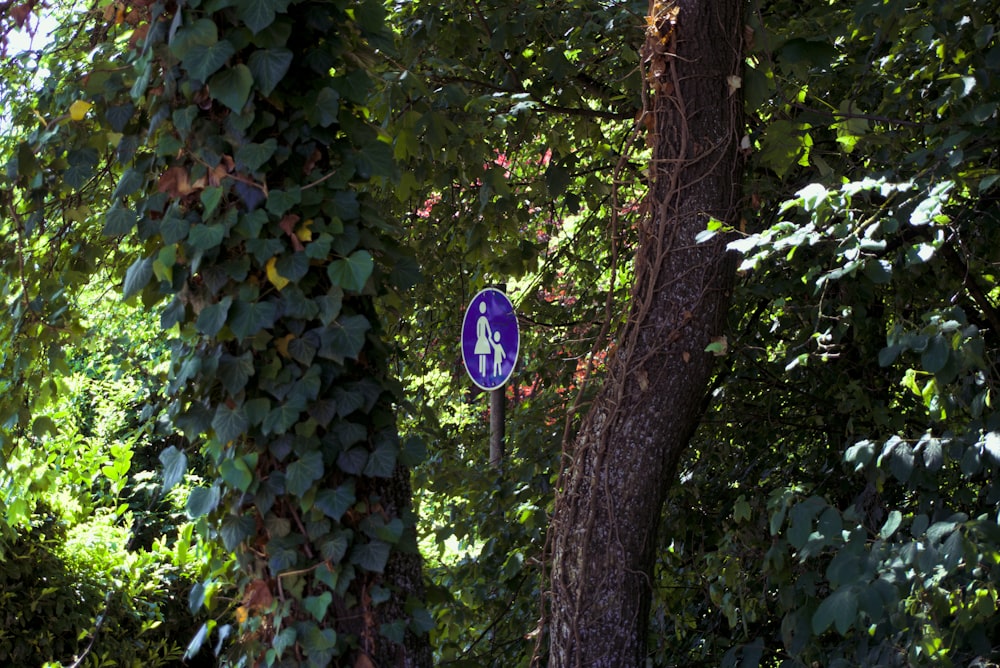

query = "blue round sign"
[461,288,519,390]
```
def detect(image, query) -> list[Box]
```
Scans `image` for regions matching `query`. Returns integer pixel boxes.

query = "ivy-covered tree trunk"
[548,0,743,664]
[124,2,431,666]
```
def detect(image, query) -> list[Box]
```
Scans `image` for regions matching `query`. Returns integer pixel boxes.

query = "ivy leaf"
[229,299,277,340]
[276,252,310,283]
[286,450,324,498]
[315,480,356,521]
[320,532,350,563]
[304,592,332,621]
[185,40,236,82]
[220,456,254,492]
[200,186,224,217]
[364,439,398,478]
[105,102,134,133]
[196,296,232,337]
[220,514,255,551]
[123,255,154,300]
[113,168,144,200]
[327,250,373,292]
[235,138,277,172]
[103,205,137,236]
[248,48,293,97]
[188,223,226,251]
[159,445,187,492]
[288,333,317,366]
[213,403,249,444]
[218,351,255,396]
[186,485,221,519]
[319,314,370,362]
[238,0,289,34]
[350,539,391,573]
[170,18,217,59]
[337,447,368,475]
[262,398,305,435]
[210,64,254,112]
[312,87,341,127]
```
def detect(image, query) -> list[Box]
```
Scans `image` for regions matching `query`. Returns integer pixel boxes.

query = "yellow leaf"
[69,100,92,121]
[296,219,314,243]
[266,256,290,290]
[235,606,248,624]
[275,333,295,358]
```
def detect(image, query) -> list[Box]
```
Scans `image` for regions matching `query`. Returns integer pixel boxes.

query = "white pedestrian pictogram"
[492,330,506,376]
[474,301,493,377]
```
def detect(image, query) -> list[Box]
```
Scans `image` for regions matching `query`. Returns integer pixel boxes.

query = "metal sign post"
[461,287,519,470]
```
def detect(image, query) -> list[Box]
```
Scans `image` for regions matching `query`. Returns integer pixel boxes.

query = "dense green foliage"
[1,0,999,665]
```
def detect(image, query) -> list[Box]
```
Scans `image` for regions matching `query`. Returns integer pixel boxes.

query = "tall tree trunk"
[548,0,744,665]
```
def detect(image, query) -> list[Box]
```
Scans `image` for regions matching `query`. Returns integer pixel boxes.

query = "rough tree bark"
[548,0,744,665]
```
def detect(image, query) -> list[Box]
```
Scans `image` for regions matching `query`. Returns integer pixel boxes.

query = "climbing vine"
[97,1,430,664]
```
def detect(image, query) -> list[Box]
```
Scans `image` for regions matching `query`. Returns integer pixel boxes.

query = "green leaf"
[399,435,427,467]
[286,450,323,498]
[185,40,236,82]
[308,87,340,127]
[315,480,355,521]
[229,299,277,340]
[812,586,857,636]
[316,288,343,325]
[196,296,232,337]
[337,447,368,475]
[213,403,249,443]
[113,168,144,200]
[354,140,394,179]
[105,102,134,133]
[262,398,305,435]
[186,485,221,519]
[319,314,370,362]
[160,212,190,244]
[320,531,350,563]
[188,223,227,251]
[123,256,154,300]
[276,252,310,283]
[304,592,332,621]
[879,510,902,540]
[238,0,288,34]
[300,625,337,661]
[200,186,224,217]
[218,351,254,396]
[235,138,277,172]
[248,48,293,97]
[210,64,254,112]
[881,437,914,483]
[266,187,301,215]
[220,456,253,492]
[350,539,391,573]
[170,18,218,60]
[364,438,398,478]
[327,250,373,292]
[921,334,949,374]
[103,205,137,236]
[220,514,255,551]
[159,445,187,492]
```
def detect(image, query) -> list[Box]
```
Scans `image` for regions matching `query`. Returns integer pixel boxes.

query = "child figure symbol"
[491,330,506,376]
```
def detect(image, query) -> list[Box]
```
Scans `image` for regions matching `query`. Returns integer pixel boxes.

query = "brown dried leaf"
[157,166,193,197]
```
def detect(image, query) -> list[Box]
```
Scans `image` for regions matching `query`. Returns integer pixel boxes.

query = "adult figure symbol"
[474,302,493,377]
